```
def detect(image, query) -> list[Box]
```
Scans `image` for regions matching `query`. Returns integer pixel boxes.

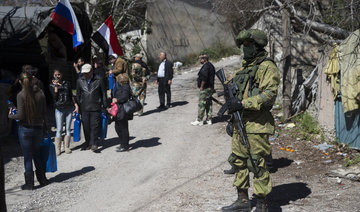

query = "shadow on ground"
[130,137,161,151]
[269,157,293,173]
[170,101,188,108]
[50,166,95,183]
[250,182,311,212]
[77,136,136,153]
[142,101,189,116]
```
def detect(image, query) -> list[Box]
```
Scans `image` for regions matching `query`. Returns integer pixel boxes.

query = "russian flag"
[51,0,84,48]
[91,16,123,56]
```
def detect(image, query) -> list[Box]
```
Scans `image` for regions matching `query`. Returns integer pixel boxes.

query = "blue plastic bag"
[40,134,57,173]
[99,112,108,140]
[109,73,114,90]
[73,112,81,142]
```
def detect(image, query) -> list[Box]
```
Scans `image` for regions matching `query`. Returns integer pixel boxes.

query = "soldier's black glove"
[228,98,243,113]
[226,121,233,137]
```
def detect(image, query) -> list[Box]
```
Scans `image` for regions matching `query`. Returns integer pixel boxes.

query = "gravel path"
[5,56,240,212]
[5,55,360,212]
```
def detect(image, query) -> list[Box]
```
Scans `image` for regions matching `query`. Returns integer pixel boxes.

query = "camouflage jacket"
[131,62,146,83]
[232,55,280,134]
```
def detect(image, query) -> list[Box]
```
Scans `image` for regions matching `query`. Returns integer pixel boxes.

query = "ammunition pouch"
[227,153,240,171]
[246,154,267,178]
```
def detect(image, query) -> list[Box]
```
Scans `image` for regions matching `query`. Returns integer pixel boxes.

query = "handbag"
[73,112,81,142]
[40,134,57,173]
[123,95,142,114]
[109,102,119,117]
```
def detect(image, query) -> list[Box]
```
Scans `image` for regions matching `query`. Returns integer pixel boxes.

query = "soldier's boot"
[223,166,236,174]
[64,135,72,154]
[54,137,62,156]
[254,196,268,212]
[21,172,34,190]
[222,188,251,212]
[35,169,50,187]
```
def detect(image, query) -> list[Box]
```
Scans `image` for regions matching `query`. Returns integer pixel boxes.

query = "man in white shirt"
[156,52,173,109]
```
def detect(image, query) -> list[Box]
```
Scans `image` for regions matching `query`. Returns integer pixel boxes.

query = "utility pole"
[282,1,292,119]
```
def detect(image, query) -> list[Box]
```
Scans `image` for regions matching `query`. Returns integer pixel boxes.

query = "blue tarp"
[335,98,360,149]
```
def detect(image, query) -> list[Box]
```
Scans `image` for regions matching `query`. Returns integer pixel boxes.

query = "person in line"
[130,53,150,116]
[221,29,280,212]
[76,64,107,152]
[73,57,85,76]
[112,77,133,152]
[156,52,173,109]
[8,71,49,190]
[49,69,79,156]
[111,54,129,86]
[22,65,44,91]
[191,54,215,126]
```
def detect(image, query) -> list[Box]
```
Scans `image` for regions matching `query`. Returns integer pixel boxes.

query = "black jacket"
[114,83,133,120]
[76,74,107,112]
[49,80,74,109]
[157,59,173,81]
[197,62,215,89]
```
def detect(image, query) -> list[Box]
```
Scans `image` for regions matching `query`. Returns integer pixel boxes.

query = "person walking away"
[22,65,44,91]
[8,71,49,190]
[191,54,215,126]
[156,52,173,109]
[130,53,149,115]
[49,69,79,155]
[221,29,280,212]
[112,79,133,152]
[76,64,107,152]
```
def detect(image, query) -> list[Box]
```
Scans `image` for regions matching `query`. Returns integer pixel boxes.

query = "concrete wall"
[145,0,236,63]
[317,51,335,131]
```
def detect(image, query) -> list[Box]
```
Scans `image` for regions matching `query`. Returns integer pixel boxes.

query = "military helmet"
[236,29,268,47]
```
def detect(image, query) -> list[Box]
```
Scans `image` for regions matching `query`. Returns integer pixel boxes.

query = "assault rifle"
[216,68,259,178]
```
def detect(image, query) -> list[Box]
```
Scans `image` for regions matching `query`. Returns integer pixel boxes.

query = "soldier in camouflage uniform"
[130,54,150,115]
[191,54,215,126]
[222,29,280,212]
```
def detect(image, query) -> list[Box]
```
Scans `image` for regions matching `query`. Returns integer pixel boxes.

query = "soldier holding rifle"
[219,29,280,212]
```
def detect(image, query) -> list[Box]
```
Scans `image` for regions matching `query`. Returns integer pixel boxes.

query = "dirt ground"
[3,55,360,212]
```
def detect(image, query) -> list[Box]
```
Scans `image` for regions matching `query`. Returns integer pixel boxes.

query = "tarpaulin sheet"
[0,6,52,46]
[338,30,360,113]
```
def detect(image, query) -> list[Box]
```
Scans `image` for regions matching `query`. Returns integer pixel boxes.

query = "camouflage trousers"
[131,82,146,115]
[197,88,213,121]
[229,129,272,197]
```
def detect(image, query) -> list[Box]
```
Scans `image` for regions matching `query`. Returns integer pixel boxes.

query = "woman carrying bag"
[112,60,133,152]
[8,71,49,190]
[49,69,78,155]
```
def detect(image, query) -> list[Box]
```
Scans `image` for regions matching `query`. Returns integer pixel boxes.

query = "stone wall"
[144,0,236,63]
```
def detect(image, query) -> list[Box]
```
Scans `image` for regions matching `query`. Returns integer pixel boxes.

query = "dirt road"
[4,56,360,212]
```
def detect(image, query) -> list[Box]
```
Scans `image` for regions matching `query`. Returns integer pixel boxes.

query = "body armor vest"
[233,56,274,100]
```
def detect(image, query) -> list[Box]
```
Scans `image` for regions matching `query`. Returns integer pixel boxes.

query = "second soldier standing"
[191,54,215,126]
[130,53,150,115]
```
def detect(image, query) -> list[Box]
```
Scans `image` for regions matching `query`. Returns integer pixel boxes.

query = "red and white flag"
[92,16,123,56]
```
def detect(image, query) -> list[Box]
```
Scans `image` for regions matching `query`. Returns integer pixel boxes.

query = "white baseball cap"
[81,64,92,73]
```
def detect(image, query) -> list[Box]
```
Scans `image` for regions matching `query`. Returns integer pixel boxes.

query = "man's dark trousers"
[158,77,171,106]
[81,111,101,146]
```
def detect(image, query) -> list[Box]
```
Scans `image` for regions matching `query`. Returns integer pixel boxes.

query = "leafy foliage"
[344,154,360,167]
